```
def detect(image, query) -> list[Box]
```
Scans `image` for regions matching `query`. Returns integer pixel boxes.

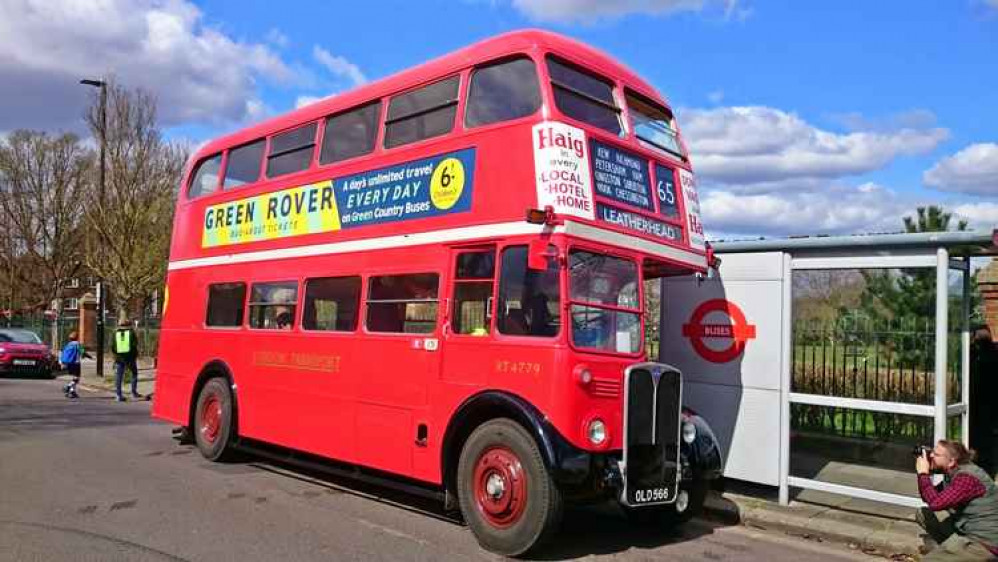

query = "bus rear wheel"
[193,377,236,461]
[457,419,563,557]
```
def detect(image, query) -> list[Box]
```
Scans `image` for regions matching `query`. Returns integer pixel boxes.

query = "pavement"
[0,375,888,562]
[702,487,924,560]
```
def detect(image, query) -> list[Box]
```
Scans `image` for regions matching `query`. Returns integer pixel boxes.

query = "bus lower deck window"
[248,282,299,330]
[206,283,246,327]
[366,273,439,334]
[303,276,361,331]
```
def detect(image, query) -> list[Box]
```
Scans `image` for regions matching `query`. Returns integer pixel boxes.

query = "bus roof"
[196,29,666,160]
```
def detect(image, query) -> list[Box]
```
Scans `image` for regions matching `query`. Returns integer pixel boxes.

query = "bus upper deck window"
[187,153,222,199]
[320,101,381,165]
[384,76,459,149]
[465,57,541,128]
[223,140,266,189]
[627,91,683,157]
[268,122,317,177]
[546,56,622,136]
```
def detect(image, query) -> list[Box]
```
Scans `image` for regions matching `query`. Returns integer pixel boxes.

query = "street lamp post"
[80,78,107,378]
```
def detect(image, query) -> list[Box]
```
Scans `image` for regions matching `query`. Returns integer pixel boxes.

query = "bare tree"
[83,81,187,320]
[0,130,93,311]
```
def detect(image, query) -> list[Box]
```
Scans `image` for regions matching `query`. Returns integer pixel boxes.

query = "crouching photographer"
[915,440,998,561]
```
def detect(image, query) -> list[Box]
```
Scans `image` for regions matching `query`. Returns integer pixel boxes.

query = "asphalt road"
[0,377,878,562]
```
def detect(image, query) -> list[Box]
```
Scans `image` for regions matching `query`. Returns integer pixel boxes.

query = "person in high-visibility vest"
[112,318,140,401]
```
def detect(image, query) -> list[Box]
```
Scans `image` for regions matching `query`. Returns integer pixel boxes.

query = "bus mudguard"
[681,410,723,479]
[441,391,594,492]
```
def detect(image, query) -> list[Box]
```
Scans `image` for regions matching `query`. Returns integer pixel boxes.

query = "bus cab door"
[440,247,497,389]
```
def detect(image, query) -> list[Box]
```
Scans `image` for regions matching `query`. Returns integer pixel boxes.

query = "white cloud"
[508,0,738,23]
[707,90,724,104]
[294,95,333,109]
[265,28,289,49]
[952,201,998,228]
[682,106,949,186]
[702,182,911,238]
[923,143,998,197]
[0,0,297,131]
[313,46,367,87]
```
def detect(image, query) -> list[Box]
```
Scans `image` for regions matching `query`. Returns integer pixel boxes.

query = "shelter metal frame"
[708,230,996,509]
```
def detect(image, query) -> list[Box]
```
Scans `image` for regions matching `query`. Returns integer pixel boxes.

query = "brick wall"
[979,259,998,341]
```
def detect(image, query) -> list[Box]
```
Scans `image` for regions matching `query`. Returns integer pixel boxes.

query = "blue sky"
[1,0,996,238]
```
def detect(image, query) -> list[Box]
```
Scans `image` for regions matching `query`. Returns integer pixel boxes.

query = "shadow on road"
[201,439,731,559]
[0,379,154,437]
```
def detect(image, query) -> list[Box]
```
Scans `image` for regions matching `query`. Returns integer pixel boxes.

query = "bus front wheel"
[457,418,563,557]
[193,377,236,461]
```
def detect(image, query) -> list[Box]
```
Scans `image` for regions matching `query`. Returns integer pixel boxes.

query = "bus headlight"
[587,419,607,445]
[682,421,697,444]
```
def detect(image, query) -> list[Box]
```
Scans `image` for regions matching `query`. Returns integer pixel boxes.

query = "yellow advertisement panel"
[201,181,340,248]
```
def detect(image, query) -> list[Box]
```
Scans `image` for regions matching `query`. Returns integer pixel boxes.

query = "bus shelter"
[661,230,997,508]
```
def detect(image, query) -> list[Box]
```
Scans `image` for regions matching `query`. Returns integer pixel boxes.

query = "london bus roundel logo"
[681,299,757,364]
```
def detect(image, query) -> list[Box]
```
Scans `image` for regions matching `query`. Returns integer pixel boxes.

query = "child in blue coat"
[60,332,89,399]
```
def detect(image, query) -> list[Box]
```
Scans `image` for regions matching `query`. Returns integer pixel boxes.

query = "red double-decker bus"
[153,29,722,555]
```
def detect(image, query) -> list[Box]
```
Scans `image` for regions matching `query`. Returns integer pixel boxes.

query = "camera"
[913,445,933,458]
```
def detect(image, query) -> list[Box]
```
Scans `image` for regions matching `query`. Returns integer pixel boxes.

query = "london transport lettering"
[201,148,475,248]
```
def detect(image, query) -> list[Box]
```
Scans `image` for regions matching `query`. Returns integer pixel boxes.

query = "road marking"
[355,517,430,547]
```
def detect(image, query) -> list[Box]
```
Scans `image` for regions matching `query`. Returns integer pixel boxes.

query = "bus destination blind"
[590,139,653,212]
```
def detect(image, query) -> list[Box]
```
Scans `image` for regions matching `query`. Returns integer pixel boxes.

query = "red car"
[0,329,57,378]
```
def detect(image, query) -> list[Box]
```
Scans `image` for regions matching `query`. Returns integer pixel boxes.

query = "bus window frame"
[362,272,442,336]
[317,100,384,168]
[447,245,499,338]
[543,53,624,138]
[463,55,544,130]
[264,121,320,180]
[383,74,464,151]
[564,243,645,358]
[246,279,301,332]
[221,138,267,192]
[186,152,224,200]
[203,281,249,331]
[492,243,564,341]
[625,88,686,161]
[301,274,364,334]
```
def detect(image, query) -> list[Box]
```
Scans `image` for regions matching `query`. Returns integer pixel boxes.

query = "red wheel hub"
[200,394,222,444]
[473,446,527,528]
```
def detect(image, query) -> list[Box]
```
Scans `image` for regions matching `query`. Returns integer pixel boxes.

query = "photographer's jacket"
[919,463,998,554]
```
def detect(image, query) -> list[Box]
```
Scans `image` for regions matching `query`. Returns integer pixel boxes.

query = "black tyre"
[457,418,563,557]
[623,479,708,528]
[193,377,237,461]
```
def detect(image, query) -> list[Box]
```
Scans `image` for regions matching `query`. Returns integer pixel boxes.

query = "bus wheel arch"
[189,360,240,460]
[441,392,558,510]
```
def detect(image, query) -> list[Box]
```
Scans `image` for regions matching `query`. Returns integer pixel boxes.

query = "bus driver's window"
[497,246,560,337]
